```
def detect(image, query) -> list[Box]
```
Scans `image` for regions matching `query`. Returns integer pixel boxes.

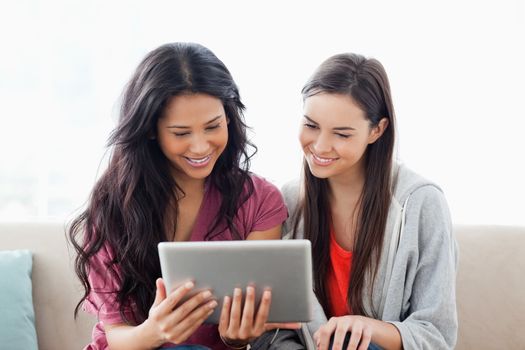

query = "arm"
[105,323,157,350]
[105,279,218,350]
[388,185,458,349]
[246,224,282,240]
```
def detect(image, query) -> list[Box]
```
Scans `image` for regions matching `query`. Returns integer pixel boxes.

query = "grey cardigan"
[281,164,458,350]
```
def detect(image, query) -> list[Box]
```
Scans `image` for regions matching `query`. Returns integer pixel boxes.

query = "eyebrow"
[303,115,356,131]
[167,115,223,129]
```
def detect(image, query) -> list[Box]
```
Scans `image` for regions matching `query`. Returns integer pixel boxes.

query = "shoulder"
[240,173,286,210]
[392,163,444,206]
[392,163,444,205]
[237,173,288,231]
[281,178,301,209]
[246,173,282,198]
[406,184,451,228]
[248,173,278,190]
[394,165,454,248]
[280,179,303,238]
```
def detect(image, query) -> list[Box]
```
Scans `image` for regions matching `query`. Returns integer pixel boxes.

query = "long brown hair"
[294,53,396,316]
[68,43,255,323]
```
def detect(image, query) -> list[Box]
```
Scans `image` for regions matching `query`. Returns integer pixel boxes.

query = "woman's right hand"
[142,278,218,347]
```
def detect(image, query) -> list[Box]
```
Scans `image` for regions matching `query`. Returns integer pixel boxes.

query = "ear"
[368,117,389,144]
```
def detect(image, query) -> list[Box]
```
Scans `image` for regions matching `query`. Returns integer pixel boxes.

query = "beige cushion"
[2,222,525,349]
[455,225,525,349]
[0,222,95,350]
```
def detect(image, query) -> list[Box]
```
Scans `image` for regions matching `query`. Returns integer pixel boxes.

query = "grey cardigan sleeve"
[389,185,459,350]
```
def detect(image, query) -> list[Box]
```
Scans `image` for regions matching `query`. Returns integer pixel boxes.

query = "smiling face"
[156,93,228,183]
[299,93,387,183]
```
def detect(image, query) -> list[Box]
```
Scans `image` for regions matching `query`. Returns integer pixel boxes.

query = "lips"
[310,151,338,166]
[183,154,212,168]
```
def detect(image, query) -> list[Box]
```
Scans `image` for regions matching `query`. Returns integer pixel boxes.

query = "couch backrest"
[455,225,525,349]
[0,222,95,350]
[2,223,525,349]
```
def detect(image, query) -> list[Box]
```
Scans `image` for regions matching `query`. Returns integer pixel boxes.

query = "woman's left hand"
[218,285,300,348]
[314,315,373,350]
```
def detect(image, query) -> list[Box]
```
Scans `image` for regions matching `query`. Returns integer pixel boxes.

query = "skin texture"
[301,93,401,350]
[156,93,229,187]
[104,93,292,350]
[300,93,386,186]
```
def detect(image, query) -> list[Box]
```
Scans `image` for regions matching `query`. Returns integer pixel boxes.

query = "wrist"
[219,334,249,349]
[137,319,165,349]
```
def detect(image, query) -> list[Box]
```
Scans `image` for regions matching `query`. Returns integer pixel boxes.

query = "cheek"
[298,129,312,149]
[336,139,367,159]
[158,135,186,156]
[213,129,229,151]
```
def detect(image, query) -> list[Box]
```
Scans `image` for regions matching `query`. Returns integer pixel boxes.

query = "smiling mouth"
[184,155,212,167]
[311,152,338,165]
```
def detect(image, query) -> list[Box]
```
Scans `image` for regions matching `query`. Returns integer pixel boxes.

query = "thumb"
[152,278,167,307]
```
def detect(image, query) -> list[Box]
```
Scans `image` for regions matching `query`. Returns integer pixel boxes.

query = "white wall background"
[1,0,524,225]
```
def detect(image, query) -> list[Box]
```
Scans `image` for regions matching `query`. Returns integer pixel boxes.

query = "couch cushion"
[455,225,525,349]
[0,222,96,350]
[0,249,38,350]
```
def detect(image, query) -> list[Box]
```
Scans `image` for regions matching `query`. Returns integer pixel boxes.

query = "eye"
[205,123,221,131]
[304,123,318,129]
[335,133,351,139]
[173,132,190,137]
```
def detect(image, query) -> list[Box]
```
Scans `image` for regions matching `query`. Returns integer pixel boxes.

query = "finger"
[170,300,218,344]
[173,289,213,321]
[239,285,256,337]
[265,322,301,330]
[313,329,319,344]
[317,320,337,350]
[253,289,271,331]
[218,295,231,335]
[228,288,243,333]
[152,278,167,307]
[346,323,362,350]
[162,280,194,311]
[357,327,372,350]
[332,322,349,350]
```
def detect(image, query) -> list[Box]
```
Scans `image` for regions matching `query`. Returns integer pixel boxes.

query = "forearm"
[367,317,402,350]
[105,322,163,350]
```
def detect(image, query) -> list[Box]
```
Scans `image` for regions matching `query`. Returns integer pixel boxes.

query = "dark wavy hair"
[293,53,396,316]
[68,42,256,323]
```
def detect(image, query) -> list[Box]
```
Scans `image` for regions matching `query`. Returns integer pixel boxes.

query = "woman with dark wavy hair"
[69,42,290,350]
[282,53,458,350]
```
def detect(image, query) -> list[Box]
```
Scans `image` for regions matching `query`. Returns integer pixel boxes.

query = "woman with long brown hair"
[283,53,458,350]
[68,42,293,350]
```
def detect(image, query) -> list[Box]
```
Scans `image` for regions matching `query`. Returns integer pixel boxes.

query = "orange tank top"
[326,226,353,316]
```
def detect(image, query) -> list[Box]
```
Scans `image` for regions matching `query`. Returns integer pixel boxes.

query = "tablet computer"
[158,239,313,324]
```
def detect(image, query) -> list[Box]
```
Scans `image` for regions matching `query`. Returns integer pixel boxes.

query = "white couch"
[1,222,524,349]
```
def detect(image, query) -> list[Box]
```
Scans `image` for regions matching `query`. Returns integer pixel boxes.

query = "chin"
[185,166,214,180]
[306,164,332,179]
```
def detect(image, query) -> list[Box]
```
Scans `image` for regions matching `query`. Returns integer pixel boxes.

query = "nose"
[189,133,211,155]
[312,132,332,154]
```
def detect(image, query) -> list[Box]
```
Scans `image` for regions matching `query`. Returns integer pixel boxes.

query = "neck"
[328,162,366,208]
[172,170,206,198]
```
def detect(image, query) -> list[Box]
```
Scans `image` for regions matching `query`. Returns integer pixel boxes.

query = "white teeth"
[312,153,335,163]
[186,156,210,163]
